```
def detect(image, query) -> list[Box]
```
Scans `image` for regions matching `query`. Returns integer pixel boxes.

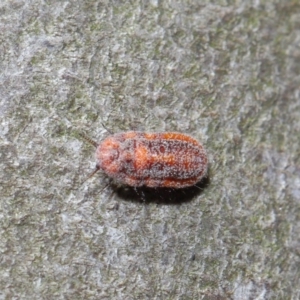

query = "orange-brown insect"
[84,132,208,188]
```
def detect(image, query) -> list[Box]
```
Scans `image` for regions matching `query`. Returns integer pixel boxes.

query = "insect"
[82,131,208,188]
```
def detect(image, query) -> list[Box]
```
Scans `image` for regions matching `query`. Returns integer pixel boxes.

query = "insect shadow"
[113,174,210,205]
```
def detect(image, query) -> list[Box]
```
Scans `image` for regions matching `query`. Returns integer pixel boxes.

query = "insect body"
[89,131,208,188]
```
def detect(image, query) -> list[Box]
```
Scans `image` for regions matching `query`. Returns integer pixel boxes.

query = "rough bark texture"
[0,1,299,299]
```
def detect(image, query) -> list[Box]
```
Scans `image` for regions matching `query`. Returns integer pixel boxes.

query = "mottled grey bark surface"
[0,1,299,299]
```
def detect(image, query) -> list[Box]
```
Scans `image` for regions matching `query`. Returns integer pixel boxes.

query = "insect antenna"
[78,132,98,148]
[81,164,101,184]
